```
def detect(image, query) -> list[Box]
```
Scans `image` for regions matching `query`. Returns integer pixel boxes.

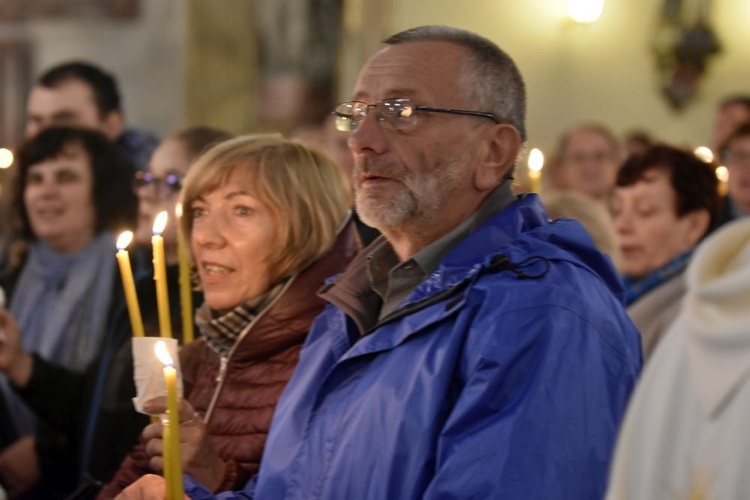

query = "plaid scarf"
[194,283,285,358]
[622,250,693,306]
[195,302,257,358]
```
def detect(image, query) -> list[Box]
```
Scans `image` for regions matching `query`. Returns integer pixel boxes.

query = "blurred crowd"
[0,24,749,500]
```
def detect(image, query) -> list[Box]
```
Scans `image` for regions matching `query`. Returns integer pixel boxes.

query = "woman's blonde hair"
[180,134,351,285]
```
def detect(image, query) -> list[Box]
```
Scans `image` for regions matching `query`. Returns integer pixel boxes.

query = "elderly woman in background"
[612,144,720,361]
[101,134,358,497]
[0,126,230,498]
[542,190,622,271]
[0,126,137,494]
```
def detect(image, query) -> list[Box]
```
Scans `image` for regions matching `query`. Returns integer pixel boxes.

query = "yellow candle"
[152,211,173,339]
[528,147,545,194]
[155,341,184,500]
[116,231,145,338]
[175,204,193,344]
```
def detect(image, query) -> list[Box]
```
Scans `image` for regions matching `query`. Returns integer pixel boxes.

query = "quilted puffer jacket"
[97,221,359,498]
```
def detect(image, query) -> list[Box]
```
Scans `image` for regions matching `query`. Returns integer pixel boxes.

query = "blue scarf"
[0,232,116,442]
[622,250,693,306]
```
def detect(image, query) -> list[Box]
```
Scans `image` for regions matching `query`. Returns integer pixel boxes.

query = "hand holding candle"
[152,212,173,339]
[116,231,145,338]
[155,340,184,500]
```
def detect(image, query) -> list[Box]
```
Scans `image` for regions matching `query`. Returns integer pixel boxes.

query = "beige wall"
[15,0,184,136]
[380,0,750,156]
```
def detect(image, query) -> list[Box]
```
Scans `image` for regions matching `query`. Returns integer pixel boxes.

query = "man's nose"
[348,111,388,157]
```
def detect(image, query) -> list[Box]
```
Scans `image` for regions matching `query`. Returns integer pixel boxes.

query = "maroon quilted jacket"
[98,222,359,498]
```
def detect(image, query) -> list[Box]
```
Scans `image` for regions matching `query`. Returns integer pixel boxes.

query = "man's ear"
[682,208,711,248]
[474,124,522,191]
[100,110,125,141]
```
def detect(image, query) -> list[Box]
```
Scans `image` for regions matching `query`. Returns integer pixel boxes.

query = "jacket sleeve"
[422,303,641,500]
[183,473,256,499]
[17,353,88,434]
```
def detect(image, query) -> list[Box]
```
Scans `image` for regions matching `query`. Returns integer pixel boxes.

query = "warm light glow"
[0,148,13,169]
[694,146,714,163]
[155,340,174,366]
[567,0,604,23]
[716,165,729,183]
[175,203,183,218]
[116,231,134,250]
[153,211,168,235]
[528,148,545,173]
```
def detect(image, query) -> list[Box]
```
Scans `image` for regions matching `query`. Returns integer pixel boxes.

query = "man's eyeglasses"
[332,98,500,132]
[133,171,183,198]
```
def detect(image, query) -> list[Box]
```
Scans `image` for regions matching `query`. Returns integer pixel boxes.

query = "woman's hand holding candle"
[141,397,227,492]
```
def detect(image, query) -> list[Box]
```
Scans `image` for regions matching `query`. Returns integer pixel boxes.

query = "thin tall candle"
[175,204,193,344]
[155,341,184,500]
[115,231,145,337]
[528,148,545,193]
[152,211,173,338]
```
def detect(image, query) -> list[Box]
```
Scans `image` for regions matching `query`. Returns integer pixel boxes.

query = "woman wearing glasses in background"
[0,126,230,498]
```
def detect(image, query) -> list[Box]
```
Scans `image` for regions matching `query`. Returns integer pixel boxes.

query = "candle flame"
[694,146,714,163]
[716,165,729,183]
[175,203,183,218]
[116,231,134,250]
[528,148,544,173]
[155,340,174,366]
[153,211,168,235]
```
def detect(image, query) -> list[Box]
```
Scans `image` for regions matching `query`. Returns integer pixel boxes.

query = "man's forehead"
[352,41,466,101]
[28,80,97,111]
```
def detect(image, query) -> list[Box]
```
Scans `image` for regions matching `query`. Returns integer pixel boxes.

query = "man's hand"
[0,309,33,387]
[142,397,226,492]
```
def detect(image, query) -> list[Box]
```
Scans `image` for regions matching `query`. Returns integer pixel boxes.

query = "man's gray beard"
[354,186,417,231]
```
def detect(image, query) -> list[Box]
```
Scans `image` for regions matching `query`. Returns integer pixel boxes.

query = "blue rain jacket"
[186,195,642,499]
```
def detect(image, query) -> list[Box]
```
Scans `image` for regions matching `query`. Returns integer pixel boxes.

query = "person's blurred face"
[713,103,750,152]
[561,129,619,200]
[25,79,121,140]
[347,41,493,248]
[612,169,700,279]
[725,134,750,214]
[190,169,277,312]
[23,144,96,254]
[134,138,192,253]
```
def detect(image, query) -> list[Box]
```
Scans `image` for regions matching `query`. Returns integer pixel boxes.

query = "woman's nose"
[192,214,227,248]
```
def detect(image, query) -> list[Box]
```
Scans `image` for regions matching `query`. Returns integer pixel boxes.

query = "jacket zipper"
[203,275,298,423]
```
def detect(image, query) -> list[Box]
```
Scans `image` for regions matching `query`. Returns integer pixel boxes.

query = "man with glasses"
[122,25,641,500]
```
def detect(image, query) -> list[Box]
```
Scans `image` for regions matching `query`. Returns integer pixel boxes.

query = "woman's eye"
[234,205,253,216]
[190,206,207,219]
[26,172,43,185]
[636,208,656,217]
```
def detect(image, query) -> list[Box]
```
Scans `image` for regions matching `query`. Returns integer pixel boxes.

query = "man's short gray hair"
[384,25,527,142]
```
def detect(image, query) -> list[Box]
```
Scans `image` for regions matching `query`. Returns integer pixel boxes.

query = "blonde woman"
[102,135,358,496]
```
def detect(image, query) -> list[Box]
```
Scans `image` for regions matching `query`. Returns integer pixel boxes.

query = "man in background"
[25,60,159,171]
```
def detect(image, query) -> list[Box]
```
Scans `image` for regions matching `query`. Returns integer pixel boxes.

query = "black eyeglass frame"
[332,98,501,131]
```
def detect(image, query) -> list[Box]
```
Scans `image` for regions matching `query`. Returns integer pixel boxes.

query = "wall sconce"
[566,0,604,23]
